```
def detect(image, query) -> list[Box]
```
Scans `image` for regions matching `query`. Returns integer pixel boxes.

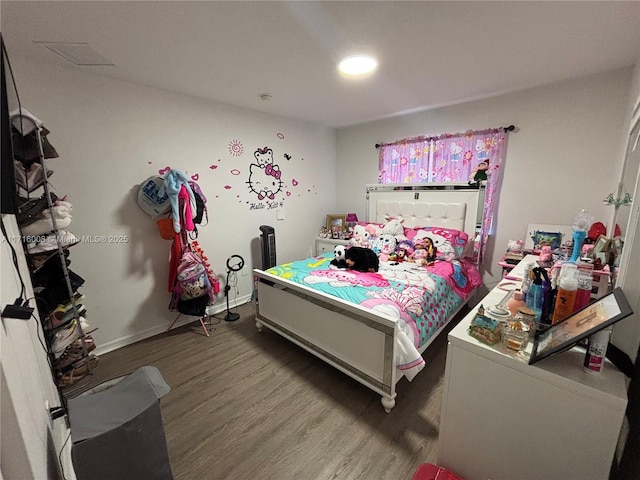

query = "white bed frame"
[253,183,483,412]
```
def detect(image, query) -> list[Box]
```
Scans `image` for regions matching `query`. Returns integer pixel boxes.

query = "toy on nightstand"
[468,304,503,345]
[539,245,552,263]
[503,239,524,265]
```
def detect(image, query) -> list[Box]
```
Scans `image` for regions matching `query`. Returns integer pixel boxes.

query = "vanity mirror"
[609,96,640,367]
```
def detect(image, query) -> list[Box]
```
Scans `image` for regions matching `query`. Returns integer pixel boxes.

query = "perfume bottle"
[507,290,526,317]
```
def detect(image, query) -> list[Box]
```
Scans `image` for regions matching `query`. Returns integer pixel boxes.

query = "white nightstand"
[315,237,350,256]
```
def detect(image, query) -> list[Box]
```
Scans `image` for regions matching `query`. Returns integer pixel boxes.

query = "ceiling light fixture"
[338,55,377,76]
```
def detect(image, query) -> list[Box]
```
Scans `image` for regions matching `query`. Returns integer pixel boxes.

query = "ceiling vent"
[36,42,115,66]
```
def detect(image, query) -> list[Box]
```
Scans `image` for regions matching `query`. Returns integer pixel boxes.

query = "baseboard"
[94,294,253,355]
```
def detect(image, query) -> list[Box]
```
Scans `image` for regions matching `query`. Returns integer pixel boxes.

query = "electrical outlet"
[44,400,52,429]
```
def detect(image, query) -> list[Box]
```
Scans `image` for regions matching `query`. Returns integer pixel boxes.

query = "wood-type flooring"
[66,301,469,480]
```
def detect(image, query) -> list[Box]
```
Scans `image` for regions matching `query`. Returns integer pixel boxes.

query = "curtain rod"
[375,124,516,149]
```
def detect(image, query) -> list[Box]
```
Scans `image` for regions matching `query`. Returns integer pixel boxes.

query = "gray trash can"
[67,366,173,480]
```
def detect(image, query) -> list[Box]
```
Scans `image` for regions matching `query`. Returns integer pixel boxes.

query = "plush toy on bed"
[371,233,398,261]
[329,245,348,269]
[345,246,379,272]
[410,236,437,266]
[349,224,371,248]
[389,240,414,262]
[381,216,406,241]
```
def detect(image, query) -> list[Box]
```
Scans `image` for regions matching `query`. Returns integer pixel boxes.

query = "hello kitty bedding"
[263,247,481,380]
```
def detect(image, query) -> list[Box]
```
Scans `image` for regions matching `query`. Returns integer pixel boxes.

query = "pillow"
[403,226,469,259]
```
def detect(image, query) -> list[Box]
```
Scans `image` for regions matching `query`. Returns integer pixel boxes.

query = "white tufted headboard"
[365,183,484,238]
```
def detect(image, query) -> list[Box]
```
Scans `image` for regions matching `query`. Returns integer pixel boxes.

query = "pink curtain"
[378,128,509,262]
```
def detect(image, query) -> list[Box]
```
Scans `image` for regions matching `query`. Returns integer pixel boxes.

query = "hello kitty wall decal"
[145,132,317,210]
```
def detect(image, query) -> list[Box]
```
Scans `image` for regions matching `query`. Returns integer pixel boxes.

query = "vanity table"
[438,256,628,480]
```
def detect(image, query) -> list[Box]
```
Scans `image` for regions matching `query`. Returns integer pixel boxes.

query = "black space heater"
[259,225,276,269]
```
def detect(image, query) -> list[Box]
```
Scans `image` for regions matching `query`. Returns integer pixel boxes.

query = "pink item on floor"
[411,463,463,480]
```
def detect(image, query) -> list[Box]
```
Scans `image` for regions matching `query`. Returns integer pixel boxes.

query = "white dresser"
[438,256,628,480]
[314,237,350,256]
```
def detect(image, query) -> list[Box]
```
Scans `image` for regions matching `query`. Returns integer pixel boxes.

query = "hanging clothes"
[159,169,195,233]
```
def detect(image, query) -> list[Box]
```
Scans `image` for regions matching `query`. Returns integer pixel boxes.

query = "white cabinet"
[315,237,349,256]
[438,262,628,480]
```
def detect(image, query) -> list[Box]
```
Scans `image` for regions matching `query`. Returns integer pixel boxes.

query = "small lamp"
[346,213,359,232]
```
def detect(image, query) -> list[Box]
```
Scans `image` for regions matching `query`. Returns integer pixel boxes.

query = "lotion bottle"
[507,289,526,317]
[551,263,578,324]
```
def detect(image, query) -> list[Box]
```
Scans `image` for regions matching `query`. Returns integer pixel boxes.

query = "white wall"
[336,68,633,291]
[1,215,74,479]
[10,57,336,354]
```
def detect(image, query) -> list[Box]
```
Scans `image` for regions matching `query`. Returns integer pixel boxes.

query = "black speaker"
[259,225,276,269]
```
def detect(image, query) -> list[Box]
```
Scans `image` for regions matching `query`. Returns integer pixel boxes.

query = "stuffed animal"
[345,246,379,272]
[469,160,490,186]
[507,239,524,253]
[539,245,552,262]
[330,245,348,269]
[381,216,406,241]
[372,233,397,262]
[349,224,371,248]
[365,223,381,238]
[391,241,414,262]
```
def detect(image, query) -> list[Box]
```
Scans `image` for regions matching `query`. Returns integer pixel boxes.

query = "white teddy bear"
[381,216,406,241]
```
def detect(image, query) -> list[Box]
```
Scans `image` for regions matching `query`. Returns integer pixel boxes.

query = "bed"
[253,183,484,412]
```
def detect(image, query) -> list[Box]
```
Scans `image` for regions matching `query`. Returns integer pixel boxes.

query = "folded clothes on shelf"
[27,230,78,254]
[17,192,59,227]
[21,201,73,237]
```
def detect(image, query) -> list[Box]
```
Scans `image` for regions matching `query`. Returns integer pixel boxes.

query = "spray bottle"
[526,267,547,328]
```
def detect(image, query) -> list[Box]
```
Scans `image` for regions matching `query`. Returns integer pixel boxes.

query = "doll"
[469,160,490,186]
[390,241,413,263]
[410,237,437,266]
